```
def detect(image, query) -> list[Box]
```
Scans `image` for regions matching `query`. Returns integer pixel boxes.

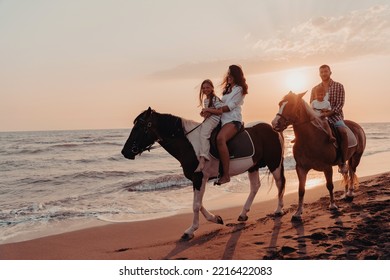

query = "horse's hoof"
[343,195,354,202]
[274,211,284,217]
[216,215,224,225]
[291,215,302,222]
[237,215,248,222]
[180,233,194,241]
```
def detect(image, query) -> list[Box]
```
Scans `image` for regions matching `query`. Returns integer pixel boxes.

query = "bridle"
[130,113,162,155]
[275,99,313,130]
[130,111,184,155]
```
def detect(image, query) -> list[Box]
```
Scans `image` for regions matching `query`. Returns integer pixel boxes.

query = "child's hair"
[198,79,215,108]
[314,84,325,99]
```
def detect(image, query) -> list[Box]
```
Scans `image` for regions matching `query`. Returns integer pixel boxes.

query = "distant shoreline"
[0,121,389,133]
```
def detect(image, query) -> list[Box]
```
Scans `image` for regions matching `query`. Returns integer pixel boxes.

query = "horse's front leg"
[182,183,205,241]
[198,175,224,224]
[181,177,223,241]
[292,165,308,220]
[324,167,337,210]
[238,170,261,221]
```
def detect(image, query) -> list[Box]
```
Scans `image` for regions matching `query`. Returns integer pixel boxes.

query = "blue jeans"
[334,120,347,128]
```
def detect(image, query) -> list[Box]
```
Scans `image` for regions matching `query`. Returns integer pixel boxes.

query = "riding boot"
[338,127,349,174]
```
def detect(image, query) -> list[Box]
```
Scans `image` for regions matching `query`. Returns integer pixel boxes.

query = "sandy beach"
[0,169,389,260]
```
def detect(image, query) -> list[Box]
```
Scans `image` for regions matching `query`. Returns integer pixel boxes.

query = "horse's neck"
[293,121,330,148]
[159,138,187,160]
[296,102,332,141]
[156,115,196,164]
[155,113,182,138]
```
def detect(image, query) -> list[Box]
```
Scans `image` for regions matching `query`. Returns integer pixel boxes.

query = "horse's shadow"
[164,222,248,260]
[265,213,307,259]
[222,222,246,259]
[164,229,223,260]
[291,219,307,256]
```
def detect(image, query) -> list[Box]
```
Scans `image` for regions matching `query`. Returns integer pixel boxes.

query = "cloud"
[150,5,390,79]
[253,4,390,60]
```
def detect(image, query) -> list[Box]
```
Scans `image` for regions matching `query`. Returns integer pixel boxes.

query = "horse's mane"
[133,109,184,137]
[302,100,321,121]
[300,97,330,134]
[282,92,325,131]
[153,112,184,138]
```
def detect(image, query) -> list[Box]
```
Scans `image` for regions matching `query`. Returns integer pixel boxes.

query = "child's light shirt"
[204,95,223,122]
[311,99,331,116]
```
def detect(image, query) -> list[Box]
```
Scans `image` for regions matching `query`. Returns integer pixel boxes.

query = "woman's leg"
[216,123,238,184]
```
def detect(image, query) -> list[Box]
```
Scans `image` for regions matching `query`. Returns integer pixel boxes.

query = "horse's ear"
[297,91,307,98]
[146,107,152,116]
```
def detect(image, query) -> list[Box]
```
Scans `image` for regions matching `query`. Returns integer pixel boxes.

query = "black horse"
[122,107,286,240]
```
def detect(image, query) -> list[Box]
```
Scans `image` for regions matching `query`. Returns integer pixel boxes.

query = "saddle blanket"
[331,125,357,148]
[209,129,254,160]
[346,126,357,148]
[182,118,254,161]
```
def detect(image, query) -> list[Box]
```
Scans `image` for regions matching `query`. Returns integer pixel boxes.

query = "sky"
[1,0,390,132]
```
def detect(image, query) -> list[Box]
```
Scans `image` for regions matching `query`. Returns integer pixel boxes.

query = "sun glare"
[284,70,309,93]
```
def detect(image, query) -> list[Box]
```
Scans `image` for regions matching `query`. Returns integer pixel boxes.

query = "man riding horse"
[310,64,349,174]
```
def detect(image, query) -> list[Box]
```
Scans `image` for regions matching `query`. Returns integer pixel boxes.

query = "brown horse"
[122,108,286,240]
[272,92,366,220]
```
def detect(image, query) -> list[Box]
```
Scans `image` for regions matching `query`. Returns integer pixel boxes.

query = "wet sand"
[1,171,389,260]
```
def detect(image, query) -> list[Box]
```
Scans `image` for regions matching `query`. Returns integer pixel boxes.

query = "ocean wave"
[12,148,47,155]
[0,206,117,227]
[64,170,134,181]
[283,156,296,171]
[51,142,121,149]
[367,136,389,140]
[51,143,80,148]
[125,174,192,192]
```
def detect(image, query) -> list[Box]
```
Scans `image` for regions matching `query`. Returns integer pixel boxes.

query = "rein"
[184,119,205,136]
[277,100,314,128]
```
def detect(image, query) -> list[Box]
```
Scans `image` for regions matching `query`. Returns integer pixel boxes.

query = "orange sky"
[1,0,389,131]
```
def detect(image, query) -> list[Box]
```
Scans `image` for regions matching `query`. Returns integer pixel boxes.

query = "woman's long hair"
[222,65,248,95]
[198,79,216,108]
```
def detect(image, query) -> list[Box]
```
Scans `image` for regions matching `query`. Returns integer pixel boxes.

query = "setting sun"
[283,69,310,93]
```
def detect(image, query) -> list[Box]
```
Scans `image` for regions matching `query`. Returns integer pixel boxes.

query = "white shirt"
[220,85,244,126]
[204,95,223,122]
[311,99,331,116]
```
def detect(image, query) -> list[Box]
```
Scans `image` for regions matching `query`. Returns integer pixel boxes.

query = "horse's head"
[121,107,160,160]
[272,91,307,132]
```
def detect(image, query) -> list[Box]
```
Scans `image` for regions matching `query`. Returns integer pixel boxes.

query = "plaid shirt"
[311,79,345,124]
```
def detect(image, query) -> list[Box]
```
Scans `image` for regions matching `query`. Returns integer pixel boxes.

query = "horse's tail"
[352,173,360,189]
[266,169,274,194]
[341,172,360,191]
[265,131,285,194]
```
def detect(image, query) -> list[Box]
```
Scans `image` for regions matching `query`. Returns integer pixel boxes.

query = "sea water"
[0,123,389,243]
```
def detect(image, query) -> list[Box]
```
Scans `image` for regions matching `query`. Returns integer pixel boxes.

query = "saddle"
[209,124,254,160]
[330,124,358,149]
